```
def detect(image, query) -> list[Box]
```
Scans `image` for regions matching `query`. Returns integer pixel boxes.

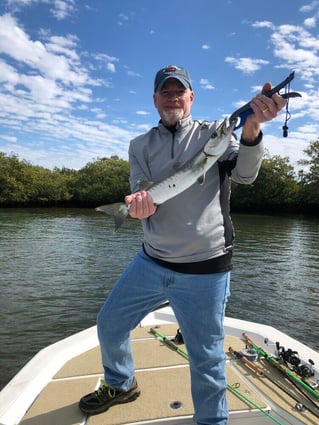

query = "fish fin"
[95,202,129,231]
[114,212,127,231]
[95,202,124,215]
[197,174,205,185]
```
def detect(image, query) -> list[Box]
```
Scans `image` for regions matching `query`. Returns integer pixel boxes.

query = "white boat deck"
[1,308,318,425]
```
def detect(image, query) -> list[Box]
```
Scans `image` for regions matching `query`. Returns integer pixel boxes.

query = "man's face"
[153,79,194,126]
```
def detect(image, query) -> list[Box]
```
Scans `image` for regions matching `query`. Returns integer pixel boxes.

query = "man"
[79,65,286,424]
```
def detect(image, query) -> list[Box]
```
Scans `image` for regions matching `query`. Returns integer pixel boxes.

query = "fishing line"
[282,79,291,138]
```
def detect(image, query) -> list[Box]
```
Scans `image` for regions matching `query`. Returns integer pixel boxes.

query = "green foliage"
[0,139,318,212]
[298,139,319,184]
[297,139,319,211]
[72,156,130,205]
[0,153,74,206]
[231,154,299,212]
[0,153,130,207]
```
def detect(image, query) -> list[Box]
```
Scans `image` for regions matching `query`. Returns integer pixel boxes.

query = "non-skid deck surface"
[231,357,319,425]
[20,324,317,425]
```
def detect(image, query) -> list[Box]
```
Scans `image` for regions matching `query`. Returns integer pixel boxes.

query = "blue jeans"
[97,250,230,425]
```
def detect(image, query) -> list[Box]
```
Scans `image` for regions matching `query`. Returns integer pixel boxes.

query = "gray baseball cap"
[154,65,192,92]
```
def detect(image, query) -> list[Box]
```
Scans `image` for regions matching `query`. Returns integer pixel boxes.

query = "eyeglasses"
[158,89,188,99]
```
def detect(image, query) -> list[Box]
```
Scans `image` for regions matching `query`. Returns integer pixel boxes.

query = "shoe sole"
[79,388,141,415]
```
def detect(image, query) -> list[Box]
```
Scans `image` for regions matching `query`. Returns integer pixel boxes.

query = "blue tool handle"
[229,71,301,130]
[232,92,301,130]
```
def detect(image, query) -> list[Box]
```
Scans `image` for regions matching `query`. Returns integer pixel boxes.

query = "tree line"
[0,153,130,207]
[0,139,318,213]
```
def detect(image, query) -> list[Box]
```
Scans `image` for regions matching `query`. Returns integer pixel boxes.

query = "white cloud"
[202,44,210,50]
[300,1,319,13]
[127,70,142,78]
[0,15,94,87]
[0,12,139,169]
[225,56,269,74]
[0,134,17,143]
[5,0,76,20]
[118,13,129,26]
[270,25,319,81]
[136,110,149,115]
[252,20,274,29]
[304,17,317,27]
[107,62,116,73]
[5,0,45,10]
[93,53,119,63]
[45,34,79,59]
[50,0,76,20]
[248,16,319,167]
[264,132,311,170]
[200,78,214,90]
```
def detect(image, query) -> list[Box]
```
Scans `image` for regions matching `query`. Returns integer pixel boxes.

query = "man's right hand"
[125,191,157,219]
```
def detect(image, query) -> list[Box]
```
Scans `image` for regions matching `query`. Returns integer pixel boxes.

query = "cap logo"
[165,66,178,73]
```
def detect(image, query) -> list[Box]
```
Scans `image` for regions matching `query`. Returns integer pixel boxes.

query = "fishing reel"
[276,343,315,378]
[240,347,258,362]
[296,362,315,379]
[174,328,184,345]
[280,347,301,369]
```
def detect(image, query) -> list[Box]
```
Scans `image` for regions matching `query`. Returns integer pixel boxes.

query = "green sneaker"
[79,377,140,415]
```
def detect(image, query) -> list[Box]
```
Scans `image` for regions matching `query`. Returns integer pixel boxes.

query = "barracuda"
[96,118,235,230]
[96,71,302,230]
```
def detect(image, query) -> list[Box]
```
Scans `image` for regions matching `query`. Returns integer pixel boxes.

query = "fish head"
[203,118,235,156]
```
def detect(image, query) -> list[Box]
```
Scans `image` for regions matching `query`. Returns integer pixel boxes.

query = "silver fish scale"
[147,119,234,205]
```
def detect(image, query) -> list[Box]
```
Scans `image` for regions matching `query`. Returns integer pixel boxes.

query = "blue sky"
[0,0,318,170]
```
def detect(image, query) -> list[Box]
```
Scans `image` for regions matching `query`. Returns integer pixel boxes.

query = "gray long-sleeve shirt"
[128,115,263,266]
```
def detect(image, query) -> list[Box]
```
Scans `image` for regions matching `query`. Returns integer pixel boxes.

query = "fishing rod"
[246,336,319,408]
[229,346,319,419]
[243,333,319,400]
[150,328,283,425]
[149,328,189,360]
[226,384,283,425]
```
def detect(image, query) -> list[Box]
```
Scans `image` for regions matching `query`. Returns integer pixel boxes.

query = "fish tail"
[95,202,130,231]
[114,204,130,231]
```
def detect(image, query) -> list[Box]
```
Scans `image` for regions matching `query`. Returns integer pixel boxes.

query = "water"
[0,209,318,390]
[230,214,319,348]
